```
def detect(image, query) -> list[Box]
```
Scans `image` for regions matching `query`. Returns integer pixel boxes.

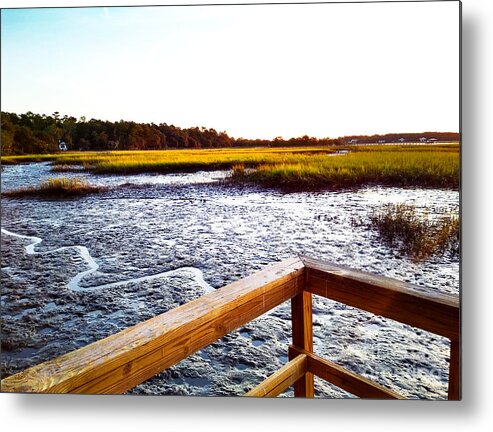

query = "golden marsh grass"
[367,204,460,260]
[1,144,459,191]
[3,177,105,198]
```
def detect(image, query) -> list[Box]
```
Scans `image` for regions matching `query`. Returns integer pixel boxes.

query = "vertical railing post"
[290,290,314,397]
[448,338,460,400]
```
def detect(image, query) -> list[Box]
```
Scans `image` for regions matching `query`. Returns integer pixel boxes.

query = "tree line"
[342,132,460,144]
[0,111,459,155]
[0,111,234,155]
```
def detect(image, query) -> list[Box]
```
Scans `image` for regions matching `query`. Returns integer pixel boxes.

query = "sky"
[1,1,460,139]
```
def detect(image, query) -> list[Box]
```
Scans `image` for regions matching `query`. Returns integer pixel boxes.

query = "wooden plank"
[1,257,305,394]
[289,345,405,399]
[448,338,461,400]
[290,290,314,397]
[302,256,459,339]
[74,274,307,394]
[244,354,307,397]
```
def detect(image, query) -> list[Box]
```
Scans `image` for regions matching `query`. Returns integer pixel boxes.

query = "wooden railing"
[1,256,460,399]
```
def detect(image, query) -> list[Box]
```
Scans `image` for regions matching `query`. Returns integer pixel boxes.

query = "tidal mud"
[1,163,459,398]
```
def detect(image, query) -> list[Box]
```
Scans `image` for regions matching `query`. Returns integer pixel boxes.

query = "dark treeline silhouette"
[1,111,233,155]
[1,111,459,155]
[235,135,343,147]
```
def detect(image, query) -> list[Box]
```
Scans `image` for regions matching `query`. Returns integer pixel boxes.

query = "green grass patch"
[2,177,106,199]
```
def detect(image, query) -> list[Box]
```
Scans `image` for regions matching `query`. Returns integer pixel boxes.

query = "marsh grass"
[1,154,66,164]
[366,204,459,260]
[232,150,459,190]
[3,177,105,198]
[50,147,341,175]
[1,144,459,190]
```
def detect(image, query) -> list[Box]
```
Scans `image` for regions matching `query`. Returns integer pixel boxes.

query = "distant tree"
[1,114,16,155]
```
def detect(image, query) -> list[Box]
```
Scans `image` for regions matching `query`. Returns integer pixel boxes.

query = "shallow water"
[0,161,229,191]
[0,162,459,398]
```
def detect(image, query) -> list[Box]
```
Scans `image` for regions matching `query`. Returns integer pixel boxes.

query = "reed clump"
[3,177,105,198]
[367,204,459,260]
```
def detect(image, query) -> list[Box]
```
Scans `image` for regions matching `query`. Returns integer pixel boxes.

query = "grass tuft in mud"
[2,177,106,198]
[358,204,459,260]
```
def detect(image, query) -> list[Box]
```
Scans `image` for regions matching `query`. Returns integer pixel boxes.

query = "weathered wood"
[244,354,308,397]
[1,257,304,394]
[302,256,460,339]
[289,346,405,399]
[448,338,461,400]
[290,290,314,397]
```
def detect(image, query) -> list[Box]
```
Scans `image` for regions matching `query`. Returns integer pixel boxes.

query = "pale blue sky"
[1,1,460,139]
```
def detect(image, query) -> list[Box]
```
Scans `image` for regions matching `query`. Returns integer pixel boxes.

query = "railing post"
[448,338,460,400]
[290,290,314,397]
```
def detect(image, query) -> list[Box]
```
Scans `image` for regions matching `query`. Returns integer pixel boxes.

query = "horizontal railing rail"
[302,256,460,340]
[287,346,405,399]
[1,256,460,399]
[1,257,304,394]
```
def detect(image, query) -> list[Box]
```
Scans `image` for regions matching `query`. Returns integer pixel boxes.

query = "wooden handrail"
[302,256,460,339]
[1,257,304,393]
[299,256,460,400]
[1,255,460,399]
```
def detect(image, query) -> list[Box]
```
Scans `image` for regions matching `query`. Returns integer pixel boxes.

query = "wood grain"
[1,257,304,394]
[289,345,405,399]
[302,256,460,339]
[290,290,314,397]
[244,354,307,397]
